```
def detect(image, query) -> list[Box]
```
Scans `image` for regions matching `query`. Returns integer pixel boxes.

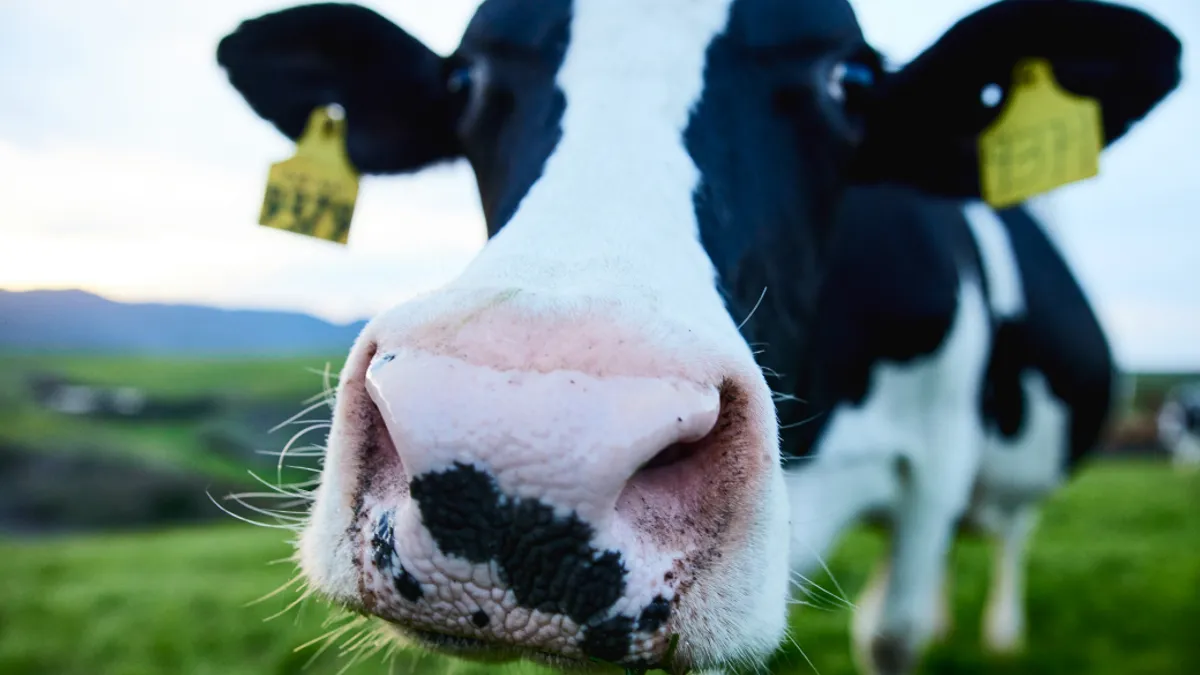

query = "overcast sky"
[0,0,1196,371]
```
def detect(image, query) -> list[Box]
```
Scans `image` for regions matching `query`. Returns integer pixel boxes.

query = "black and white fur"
[778,188,1125,674]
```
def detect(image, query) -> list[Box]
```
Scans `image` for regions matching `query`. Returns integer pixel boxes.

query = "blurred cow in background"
[216,0,1182,673]
[785,188,1135,673]
[1158,381,1200,471]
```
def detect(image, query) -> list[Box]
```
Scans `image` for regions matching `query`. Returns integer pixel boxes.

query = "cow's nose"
[365,349,721,526]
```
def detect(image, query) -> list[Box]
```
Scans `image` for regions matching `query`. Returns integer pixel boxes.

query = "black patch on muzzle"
[409,462,671,662]
[371,510,422,602]
[637,595,671,632]
[580,614,636,663]
[409,462,623,621]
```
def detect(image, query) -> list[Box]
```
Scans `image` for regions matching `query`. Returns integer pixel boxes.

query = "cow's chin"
[295,461,791,674]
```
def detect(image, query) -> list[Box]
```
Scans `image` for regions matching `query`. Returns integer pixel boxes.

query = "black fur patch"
[637,596,671,633]
[981,319,1028,439]
[579,614,636,663]
[371,510,423,602]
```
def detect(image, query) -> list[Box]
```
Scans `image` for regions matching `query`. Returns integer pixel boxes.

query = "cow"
[215,0,1182,673]
[784,189,1135,674]
[1158,381,1200,471]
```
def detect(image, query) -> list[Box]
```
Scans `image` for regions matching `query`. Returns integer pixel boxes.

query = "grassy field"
[0,353,346,482]
[0,353,348,400]
[1,459,1196,675]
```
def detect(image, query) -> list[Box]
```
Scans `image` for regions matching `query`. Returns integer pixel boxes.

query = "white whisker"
[276,422,333,486]
[737,286,768,331]
[269,399,335,434]
[779,410,826,430]
[784,629,821,675]
[206,491,297,530]
[790,570,855,611]
[223,493,308,524]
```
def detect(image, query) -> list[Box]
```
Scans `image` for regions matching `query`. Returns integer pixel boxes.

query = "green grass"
[1,459,1197,675]
[0,524,561,675]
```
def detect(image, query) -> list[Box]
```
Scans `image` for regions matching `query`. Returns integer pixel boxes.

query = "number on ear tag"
[978,58,1103,208]
[258,105,360,245]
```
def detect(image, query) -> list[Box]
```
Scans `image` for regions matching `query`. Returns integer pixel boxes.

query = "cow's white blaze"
[456,0,739,344]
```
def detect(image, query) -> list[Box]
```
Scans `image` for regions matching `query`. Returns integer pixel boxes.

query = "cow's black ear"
[848,0,1183,197]
[217,3,466,175]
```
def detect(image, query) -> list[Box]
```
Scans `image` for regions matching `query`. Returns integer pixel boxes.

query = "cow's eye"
[827,60,875,104]
[447,66,472,93]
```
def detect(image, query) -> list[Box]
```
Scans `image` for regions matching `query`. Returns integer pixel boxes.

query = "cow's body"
[774,186,1117,670]
[1158,382,1200,470]
[215,1,1182,673]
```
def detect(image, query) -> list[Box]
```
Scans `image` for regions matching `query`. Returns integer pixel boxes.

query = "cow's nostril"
[633,384,728,478]
[618,382,746,547]
[638,439,703,473]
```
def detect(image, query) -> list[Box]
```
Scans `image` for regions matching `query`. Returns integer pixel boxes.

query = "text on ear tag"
[258,105,360,245]
[978,58,1103,208]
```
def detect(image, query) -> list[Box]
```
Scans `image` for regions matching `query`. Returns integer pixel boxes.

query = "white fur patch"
[451,0,743,350]
[962,202,1026,320]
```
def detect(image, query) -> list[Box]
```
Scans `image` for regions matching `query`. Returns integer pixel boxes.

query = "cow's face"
[216,0,1181,671]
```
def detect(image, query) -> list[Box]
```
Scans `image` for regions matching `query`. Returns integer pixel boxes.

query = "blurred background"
[0,1,1197,674]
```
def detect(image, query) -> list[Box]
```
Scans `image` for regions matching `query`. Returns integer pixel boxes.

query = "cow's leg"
[851,559,888,674]
[1172,434,1200,473]
[982,504,1038,654]
[852,553,955,674]
[867,500,960,674]
[787,458,901,674]
[932,558,954,643]
[867,411,980,675]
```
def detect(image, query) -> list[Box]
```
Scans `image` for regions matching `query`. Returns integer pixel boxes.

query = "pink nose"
[365,349,721,525]
[335,340,765,665]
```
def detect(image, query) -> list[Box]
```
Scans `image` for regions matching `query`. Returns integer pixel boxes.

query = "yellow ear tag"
[978,58,1103,208]
[258,105,360,245]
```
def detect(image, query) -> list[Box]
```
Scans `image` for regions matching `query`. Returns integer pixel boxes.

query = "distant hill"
[0,289,367,356]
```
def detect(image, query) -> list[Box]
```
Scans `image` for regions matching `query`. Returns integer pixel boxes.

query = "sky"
[0,0,1196,371]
